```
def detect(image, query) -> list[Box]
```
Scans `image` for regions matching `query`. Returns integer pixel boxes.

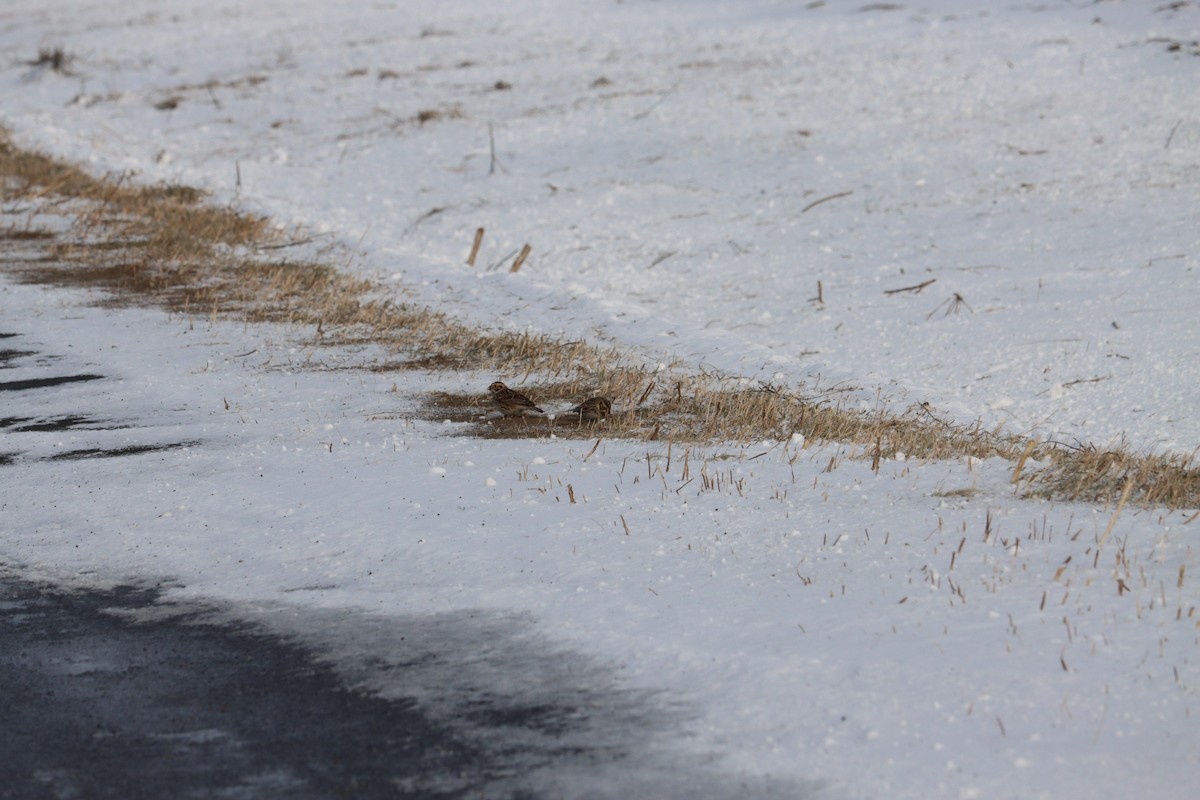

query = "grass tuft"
[29,47,74,74]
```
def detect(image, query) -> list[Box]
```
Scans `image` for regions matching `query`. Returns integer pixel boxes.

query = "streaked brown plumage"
[568,396,612,422]
[488,381,544,417]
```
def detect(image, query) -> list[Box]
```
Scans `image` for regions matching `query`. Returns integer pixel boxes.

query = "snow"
[2,1,1198,798]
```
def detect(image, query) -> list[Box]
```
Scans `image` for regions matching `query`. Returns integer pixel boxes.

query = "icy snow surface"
[1,1,1198,798]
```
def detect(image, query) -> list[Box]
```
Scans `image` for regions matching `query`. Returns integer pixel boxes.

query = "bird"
[488,381,544,417]
[568,396,612,422]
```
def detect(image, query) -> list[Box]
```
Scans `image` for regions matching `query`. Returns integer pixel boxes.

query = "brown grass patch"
[2,128,1196,509]
[28,47,74,75]
[0,228,55,242]
[415,108,463,125]
[1028,444,1200,509]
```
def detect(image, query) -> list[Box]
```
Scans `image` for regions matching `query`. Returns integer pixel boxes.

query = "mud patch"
[0,373,104,391]
[0,330,198,466]
[47,441,201,461]
[2,415,124,432]
[0,348,35,367]
[411,388,633,440]
[0,228,55,242]
[409,406,617,441]
[468,415,615,440]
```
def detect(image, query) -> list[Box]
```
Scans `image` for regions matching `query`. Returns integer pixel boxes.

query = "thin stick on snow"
[636,381,656,407]
[488,248,518,271]
[1165,118,1183,150]
[488,123,497,175]
[884,278,936,295]
[510,243,531,272]
[801,190,852,214]
[467,227,484,266]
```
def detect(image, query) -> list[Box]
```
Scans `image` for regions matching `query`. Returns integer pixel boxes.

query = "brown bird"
[568,396,612,422]
[488,381,544,417]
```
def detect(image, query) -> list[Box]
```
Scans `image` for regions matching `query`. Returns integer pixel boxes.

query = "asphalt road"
[0,575,506,799]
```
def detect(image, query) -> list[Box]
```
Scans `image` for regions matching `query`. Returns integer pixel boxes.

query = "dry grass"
[2,128,1197,510]
[28,46,74,75]
[1028,444,1200,510]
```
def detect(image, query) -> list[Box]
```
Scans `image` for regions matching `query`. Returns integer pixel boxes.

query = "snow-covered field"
[2,1,1198,798]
